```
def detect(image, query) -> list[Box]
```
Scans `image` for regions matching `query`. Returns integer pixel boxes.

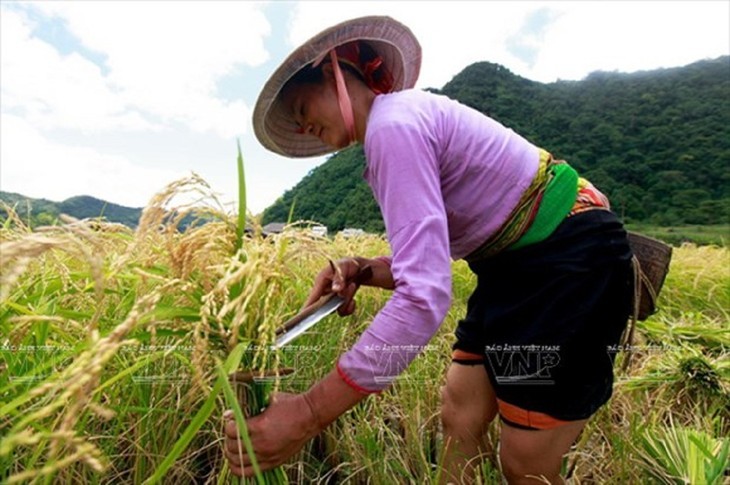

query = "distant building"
[310,225,328,237]
[262,222,286,237]
[339,228,365,238]
[262,222,331,238]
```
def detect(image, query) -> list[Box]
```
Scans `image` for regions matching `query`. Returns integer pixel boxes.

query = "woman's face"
[284,79,349,149]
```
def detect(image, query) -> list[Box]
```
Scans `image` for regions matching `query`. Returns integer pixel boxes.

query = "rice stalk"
[235,139,247,253]
[1,272,180,482]
[634,418,729,484]
[0,202,31,234]
[5,437,106,484]
[0,235,67,301]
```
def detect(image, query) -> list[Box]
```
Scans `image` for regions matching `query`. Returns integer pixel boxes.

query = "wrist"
[301,391,326,435]
[302,369,367,430]
[362,256,395,290]
[373,255,392,267]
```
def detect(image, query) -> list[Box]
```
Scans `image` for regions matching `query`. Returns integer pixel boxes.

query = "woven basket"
[627,232,673,320]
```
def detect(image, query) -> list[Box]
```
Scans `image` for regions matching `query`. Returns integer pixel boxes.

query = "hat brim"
[253,16,421,158]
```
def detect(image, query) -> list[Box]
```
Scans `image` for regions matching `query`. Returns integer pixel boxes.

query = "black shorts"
[453,210,633,425]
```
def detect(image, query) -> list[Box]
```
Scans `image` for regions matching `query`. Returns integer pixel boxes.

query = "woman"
[224,16,633,484]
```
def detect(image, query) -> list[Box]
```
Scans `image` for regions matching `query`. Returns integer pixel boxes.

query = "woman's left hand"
[223,392,321,477]
[303,257,364,316]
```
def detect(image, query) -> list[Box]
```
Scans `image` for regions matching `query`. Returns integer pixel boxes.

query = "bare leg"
[499,418,587,484]
[440,363,498,484]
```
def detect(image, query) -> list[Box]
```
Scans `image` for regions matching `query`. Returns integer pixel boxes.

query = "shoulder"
[366,90,456,144]
[367,89,488,134]
[369,89,455,122]
[365,91,432,151]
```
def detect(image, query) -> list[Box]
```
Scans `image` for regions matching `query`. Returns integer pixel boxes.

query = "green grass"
[626,223,730,247]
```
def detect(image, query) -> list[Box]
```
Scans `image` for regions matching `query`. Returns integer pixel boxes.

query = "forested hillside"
[263,56,730,231]
[0,192,142,228]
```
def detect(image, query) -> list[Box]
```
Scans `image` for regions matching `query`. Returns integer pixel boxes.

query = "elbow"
[396,282,452,328]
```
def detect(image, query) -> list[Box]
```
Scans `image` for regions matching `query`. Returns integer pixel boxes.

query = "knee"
[499,442,560,484]
[498,417,585,483]
[440,384,494,438]
[499,450,533,484]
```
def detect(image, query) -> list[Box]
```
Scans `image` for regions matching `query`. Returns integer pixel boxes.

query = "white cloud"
[286,1,535,89]
[0,1,275,210]
[527,2,730,82]
[1,8,158,133]
[286,1,729,86]
[0,114,186,207]
[37,0,270,138]
[2,1,272,138]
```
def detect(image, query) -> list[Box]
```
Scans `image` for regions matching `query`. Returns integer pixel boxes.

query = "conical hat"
[252,16,421,158]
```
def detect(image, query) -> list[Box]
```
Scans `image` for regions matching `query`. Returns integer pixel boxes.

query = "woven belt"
[465,150,579,263]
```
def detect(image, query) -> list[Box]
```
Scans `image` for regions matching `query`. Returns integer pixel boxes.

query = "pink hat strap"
[328,49,357,144]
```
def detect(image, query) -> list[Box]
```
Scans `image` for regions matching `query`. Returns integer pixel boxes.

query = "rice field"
[1,175,728,484]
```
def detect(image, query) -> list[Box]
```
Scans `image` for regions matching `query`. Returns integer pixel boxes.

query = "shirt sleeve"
[337,121,453,392]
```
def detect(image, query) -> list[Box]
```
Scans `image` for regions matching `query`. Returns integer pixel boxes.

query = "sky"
[1,1,728,215]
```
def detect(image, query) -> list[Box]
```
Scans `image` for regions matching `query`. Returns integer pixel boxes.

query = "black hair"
[282,41,382,91]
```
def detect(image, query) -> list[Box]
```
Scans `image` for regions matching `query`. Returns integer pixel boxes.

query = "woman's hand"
[222,370,367,478]
[303,257,394,316]
[223,392,320,477]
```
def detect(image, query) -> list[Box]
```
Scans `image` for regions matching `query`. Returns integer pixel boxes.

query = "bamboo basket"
[627,231,673,320]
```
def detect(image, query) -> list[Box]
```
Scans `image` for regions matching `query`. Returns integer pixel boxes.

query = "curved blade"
[274,294,344,348]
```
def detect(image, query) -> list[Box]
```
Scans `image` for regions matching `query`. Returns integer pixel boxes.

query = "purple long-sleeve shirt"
[337,89,539,392]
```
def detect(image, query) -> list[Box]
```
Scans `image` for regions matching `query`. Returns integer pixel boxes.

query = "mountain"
[58,195,142,227]
[261,147,383,233]
[0,191,142,228]
[263,56,730,230]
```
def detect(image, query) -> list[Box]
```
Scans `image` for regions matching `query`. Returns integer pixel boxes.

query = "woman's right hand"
[303,257,394,316]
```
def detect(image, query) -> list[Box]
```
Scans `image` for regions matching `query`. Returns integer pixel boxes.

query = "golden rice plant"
[1,175,728,484]
[0,171,314,483]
